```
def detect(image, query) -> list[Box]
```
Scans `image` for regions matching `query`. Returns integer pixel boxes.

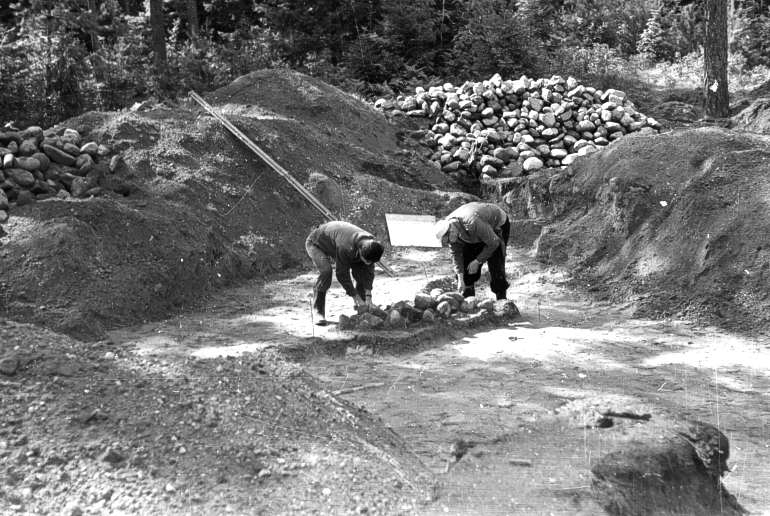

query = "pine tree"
[637,6,665,59]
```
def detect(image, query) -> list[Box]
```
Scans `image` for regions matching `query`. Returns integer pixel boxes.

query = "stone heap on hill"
[0,126,114,222]
[375,74,661,181]
[338,288,519,331]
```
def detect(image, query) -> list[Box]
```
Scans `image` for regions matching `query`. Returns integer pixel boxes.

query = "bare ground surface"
[107,247,770,515]
[3,70,770,515]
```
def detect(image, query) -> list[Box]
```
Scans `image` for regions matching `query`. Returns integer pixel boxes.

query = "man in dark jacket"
[434,202,510,300]
[305,221,385,326]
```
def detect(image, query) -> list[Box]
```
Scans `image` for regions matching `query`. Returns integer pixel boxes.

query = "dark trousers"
[461,218,510,299]
[306,240,331,317]
[305,240,369,317]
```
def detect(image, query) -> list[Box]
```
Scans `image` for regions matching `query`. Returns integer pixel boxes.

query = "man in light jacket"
[305,221,384,326]
[434,202,510,300]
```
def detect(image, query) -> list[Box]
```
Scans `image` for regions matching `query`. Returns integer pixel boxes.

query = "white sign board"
[385,213,443,248]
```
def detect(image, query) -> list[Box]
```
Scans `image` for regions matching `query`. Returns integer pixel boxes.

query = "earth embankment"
[0,70,459,339]
[487,127,770,333]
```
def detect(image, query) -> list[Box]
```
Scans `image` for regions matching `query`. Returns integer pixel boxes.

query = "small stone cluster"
[0,126,114,222]
[375,74,661,181]
[338,288,519,331]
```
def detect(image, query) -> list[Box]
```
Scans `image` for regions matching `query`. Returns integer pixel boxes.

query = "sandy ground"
[108,246,770,515]
[5,70,770,515]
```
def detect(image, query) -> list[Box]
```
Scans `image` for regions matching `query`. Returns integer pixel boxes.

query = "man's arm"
[335,258,359,299]
[449,241,466,291]
[449,241,465,276]
[358,263,375,307]
[471,221,503,265]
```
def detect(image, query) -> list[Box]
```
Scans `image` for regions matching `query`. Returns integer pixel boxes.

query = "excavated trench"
[109,246,770,515]
[5,70,770,513]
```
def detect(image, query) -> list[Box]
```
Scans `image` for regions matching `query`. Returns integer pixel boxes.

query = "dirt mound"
[0,70,461,339]
[750,78,770,98]
[494,127,770,333]
[209,70,393,153]
[0,320,434,514]
[732,97,770,134]
[206,69,452,189]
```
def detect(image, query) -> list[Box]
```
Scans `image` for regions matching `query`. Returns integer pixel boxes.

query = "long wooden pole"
[189,91,395,277]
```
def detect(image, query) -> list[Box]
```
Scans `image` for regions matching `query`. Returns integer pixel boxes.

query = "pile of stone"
[0,125,114,223]
[338,288,519,331]
[375,74,661,181]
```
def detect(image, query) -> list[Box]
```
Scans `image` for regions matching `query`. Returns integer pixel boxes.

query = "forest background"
[1,0,769,128]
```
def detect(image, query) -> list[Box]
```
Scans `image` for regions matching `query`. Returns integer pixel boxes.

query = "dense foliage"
[1,0,769,126]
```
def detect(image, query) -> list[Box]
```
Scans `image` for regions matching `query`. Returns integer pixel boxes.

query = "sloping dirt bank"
[487,127,770,334]
[0,70,460,340]
[0,319,436,515]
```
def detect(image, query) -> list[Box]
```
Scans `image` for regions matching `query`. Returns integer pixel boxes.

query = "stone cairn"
[0,126,114,223]
[339,288,519,331]
[375,74,661,181]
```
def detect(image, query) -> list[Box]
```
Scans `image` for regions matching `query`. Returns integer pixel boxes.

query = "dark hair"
[360,239,384,263]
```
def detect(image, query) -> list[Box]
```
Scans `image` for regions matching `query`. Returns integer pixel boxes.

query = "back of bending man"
[305,221,384,326]
[434,202,510,300]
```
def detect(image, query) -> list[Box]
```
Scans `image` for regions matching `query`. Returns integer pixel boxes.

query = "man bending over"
[434,202,510,300]
[305,221,384,326]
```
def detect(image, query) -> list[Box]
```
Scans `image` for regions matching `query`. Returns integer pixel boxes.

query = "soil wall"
[486,127,770,333]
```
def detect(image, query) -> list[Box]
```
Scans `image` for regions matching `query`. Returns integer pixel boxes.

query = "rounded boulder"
[436,300,453,318]
[460,296,478,313]
[414,292,435,310]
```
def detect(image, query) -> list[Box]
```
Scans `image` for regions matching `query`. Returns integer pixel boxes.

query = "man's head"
[360,239,384,264]
[434,219,451,246]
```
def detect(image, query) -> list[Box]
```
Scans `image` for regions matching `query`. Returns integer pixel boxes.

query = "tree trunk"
[186,0,199,43]
[149,0,168,91]
[87,0,99,51]
[704,0,730,118]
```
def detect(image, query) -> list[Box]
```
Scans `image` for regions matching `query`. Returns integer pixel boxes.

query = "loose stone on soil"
[375,74,660,183]
[436,300,452,317]
[100,447,126,464]
[460,296,478,312]
[339,314,354,330]
[336,283,520,331]
[42,144,76,166]
[477,299,495,312]
[0,125,115,222]
[414,292,435,310]
[0,354,20,375]
[387,310,403,326]
[429,288,444,298]
[436,293,461,311]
